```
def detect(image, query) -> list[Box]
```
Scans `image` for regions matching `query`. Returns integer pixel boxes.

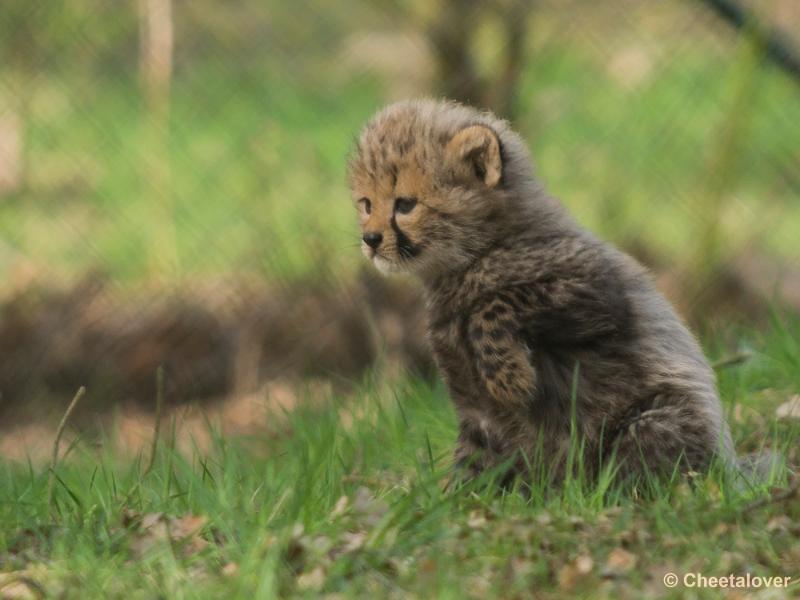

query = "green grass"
[1,322,798,598]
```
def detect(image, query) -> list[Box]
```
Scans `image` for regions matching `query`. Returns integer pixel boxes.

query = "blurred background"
[0,0,798,450]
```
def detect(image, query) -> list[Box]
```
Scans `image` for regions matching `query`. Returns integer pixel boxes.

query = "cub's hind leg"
[607,402,727,482]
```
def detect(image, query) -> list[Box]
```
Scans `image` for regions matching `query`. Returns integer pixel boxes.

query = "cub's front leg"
[453,415,521,488]
[466,297,537,411]
[454,414,500,477]
[453,298,538,482]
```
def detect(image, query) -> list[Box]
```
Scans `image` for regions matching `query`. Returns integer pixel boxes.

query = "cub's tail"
[734,450,788,486]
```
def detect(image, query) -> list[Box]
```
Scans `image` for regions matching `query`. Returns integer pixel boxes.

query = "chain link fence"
[1,0,799,426]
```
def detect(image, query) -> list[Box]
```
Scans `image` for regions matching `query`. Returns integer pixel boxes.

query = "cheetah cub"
[348,99,736,485]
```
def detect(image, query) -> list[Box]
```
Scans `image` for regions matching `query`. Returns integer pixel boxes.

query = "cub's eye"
[358,197,371,214]
[394,197,417,215]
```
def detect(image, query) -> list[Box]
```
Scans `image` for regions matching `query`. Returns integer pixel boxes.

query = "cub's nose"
[363,232,383,249]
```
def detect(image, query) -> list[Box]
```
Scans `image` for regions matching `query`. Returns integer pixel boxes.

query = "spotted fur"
[348,99,736,485]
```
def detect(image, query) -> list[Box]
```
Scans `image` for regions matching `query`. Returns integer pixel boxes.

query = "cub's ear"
[445,125,502,188]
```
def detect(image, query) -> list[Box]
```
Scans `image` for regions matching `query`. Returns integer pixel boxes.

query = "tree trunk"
[428,0,530,119]
[429,0,485,107]
[137,0,178,278]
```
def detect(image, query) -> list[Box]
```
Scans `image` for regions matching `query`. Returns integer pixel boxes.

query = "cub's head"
[347,99,532,278]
